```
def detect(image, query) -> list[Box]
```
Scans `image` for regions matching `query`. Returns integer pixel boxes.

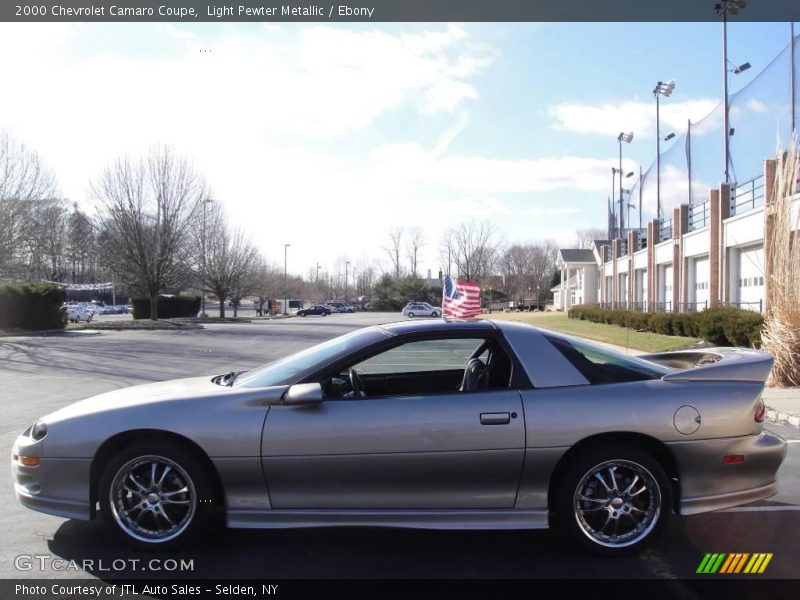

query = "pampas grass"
[761,136,800,387]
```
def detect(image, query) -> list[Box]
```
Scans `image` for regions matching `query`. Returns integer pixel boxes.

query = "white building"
[559,158,798,313]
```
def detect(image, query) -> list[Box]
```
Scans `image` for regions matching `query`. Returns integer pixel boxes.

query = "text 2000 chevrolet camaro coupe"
[12,319,786,555]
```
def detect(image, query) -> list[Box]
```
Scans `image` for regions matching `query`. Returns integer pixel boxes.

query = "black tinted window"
[543,333,669,385]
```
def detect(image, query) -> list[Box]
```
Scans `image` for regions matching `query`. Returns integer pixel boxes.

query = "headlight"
[30,421,48,441]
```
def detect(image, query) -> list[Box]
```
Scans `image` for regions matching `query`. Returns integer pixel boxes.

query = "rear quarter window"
[543,333,670,385]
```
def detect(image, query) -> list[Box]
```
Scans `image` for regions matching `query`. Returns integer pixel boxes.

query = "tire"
[432,311,440,318]
[299,313,306,317]
[99,440,217,549]
[408,312,415,318]
[553,443,671,556]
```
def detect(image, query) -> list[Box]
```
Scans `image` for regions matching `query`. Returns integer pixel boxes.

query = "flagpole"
[442,274,447,321]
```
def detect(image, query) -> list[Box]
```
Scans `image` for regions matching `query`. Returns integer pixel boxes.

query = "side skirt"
[227,508,549,530]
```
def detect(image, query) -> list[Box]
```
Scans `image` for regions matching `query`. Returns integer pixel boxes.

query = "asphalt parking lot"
[1,312,799,584]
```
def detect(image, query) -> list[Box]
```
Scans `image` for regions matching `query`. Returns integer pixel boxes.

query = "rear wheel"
[99,441,216,548]
[554,443,671,556]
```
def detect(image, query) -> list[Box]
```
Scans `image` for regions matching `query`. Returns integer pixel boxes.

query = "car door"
[261,336,525,509]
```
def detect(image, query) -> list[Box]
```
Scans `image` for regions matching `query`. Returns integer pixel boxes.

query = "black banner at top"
[2,0,800,23]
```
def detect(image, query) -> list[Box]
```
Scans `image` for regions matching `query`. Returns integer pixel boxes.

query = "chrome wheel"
[573,459,661,548]
[109,455,196,543]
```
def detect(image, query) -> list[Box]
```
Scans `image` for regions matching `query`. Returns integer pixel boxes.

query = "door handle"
[480,412,511,425]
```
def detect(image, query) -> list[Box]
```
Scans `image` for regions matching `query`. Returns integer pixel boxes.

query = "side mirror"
[283,383,324,406]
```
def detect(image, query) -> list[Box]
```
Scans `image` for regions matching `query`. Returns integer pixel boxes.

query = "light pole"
[653,80,675,220]
[200,197,213,318]
[617,132,634,235]
[345,260,350,303]
[283,243,290,315]
[611,167,634,238]
[715,0,749,183]
[315,262,321,302]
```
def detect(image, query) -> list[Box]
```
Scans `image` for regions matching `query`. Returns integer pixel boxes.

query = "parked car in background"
[297,305,332,317]
[326,301,355,313]
[65,305,93,323]
[402,302,440,318]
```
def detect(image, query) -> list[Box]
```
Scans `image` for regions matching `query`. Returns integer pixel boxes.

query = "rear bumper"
[669,431,787,515]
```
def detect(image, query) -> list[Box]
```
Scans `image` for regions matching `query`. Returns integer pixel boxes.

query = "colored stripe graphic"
[699,553,773,574]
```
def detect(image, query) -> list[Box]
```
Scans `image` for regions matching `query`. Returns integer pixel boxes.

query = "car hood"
[42,375,231,424]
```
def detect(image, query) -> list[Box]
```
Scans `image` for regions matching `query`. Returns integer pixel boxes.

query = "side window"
[356,338,482,375]
[321,337,513,399]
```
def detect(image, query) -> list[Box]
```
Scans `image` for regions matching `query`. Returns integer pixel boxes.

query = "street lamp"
[283,243,290,315]
[617,132,634,235]
[345,260,350,302]
[200,197,213,318]
[715,0,748,183]
[653,79,675,221]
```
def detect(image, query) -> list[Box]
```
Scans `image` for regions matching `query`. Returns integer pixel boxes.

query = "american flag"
[442,274,481,319]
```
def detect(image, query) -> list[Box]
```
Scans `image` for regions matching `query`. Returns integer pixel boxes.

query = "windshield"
[233,327,388,388]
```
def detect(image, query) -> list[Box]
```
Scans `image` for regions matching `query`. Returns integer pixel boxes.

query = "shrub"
[647,312,674,335]
[132,295,201,319]
[722,309,764,347]
[567,304,763,347]
[0,283,66,331]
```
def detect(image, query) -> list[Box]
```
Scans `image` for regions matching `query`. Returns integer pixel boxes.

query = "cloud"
[154,24,196,40]
[547,98,720,138]
[370,142,639,193]
[526,206,581,216]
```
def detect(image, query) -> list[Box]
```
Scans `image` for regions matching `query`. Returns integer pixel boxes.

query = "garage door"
[738,246,764,312]
[694,256,710,310]
[662,265,673,311]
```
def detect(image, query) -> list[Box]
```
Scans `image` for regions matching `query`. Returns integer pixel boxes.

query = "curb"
[765,407,800,429]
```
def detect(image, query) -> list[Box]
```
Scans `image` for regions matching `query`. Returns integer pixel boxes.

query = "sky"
[0,20,796,279]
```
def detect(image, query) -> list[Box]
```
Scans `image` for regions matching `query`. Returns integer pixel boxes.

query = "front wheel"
[554,444,671,556]
[431,311,440,317]
[99,441,217,548]
[407,312,415,318]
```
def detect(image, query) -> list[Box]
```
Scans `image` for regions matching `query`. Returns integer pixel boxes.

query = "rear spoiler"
[638,347,774,383]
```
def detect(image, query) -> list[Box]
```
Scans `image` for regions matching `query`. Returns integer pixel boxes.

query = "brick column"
[763,158,777,313]
[644,221,657,310]
[627,230,637,308]
[673,205,689,312]
[646,220,656,309]
[718,184,731,303]
[709,188,721,307]
[611,239,619,308]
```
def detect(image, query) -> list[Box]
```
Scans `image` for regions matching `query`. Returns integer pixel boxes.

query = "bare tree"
[0,132,57,276]
[23,198,68,281]
[383,226,404,279]
[405,227,425,278]
[66,205,97,284]
[92,147,205,319]
[500,241,558,307]
[573,227,607,250]
[442,220,499,282]
[253,260,283,315]
[200,203,259,318]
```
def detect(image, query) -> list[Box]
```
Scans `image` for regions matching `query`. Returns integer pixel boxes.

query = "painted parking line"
[720,505,800,512]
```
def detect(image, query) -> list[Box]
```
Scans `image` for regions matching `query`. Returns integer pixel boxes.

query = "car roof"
[377,318,497,336]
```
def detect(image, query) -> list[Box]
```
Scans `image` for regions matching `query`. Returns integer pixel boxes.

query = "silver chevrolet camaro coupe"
[12,319,787,555]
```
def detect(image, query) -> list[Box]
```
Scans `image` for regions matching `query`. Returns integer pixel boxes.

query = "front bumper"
[12,435,92,521]
[669,431,788,515]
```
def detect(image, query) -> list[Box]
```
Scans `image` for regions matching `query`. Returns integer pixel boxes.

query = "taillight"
[754,398,765,423]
